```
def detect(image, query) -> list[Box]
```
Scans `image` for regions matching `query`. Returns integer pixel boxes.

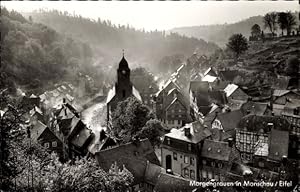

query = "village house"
[223,83,248,102]
[235,114,291,164]
[199,139,241,182]
[106,55,142,129]
[161,121,211,180]
[51,101,93,159]
[210,109,244,140]
[154,80,191,129]
[30,120,67,160]
[95,139,161,191]
[189,81,211,119]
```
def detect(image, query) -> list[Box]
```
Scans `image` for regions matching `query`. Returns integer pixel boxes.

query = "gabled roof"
[132,86,142,101]
[164,121,211,144]
[273,89,291,97]
[106,86,116,104]
[202,74,217,83]
[201,139,231,161]
[144,162,165,185]
[224,83,239,97]
[268,129,289,161]
[189,81,209,93]
[31,121,48,141]
[204,67,217,77]
[70,126,92,148]
[241,101,268,116]
[219,70,239,82]
[95,139,160,184]
[214,110,244,132]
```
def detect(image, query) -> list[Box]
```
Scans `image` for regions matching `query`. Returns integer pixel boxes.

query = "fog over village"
[0,1,299,192]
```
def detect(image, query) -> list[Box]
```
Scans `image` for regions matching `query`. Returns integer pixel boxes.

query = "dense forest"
[0,7,96,94]
[171,12,299,47]
[22,9,219,74]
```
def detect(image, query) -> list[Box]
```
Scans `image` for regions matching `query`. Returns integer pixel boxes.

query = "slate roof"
[165,121,211,144]
[106,86,115,104]
[241,101,269,116]
[219,70,239,82]
[268,129,289,161]
[224,84,239,97]
[153,173,197,192]
[70,126,92,148]
[215,110,244,132]
[95,139,160,184]
[189,81,210,93]
[201,139,232,161]
[202,74,217,82]
[144,162,165,185]
[106,85,142,104]
[237,114,291,132]
[30,121,48,141]
[273,90,291,97]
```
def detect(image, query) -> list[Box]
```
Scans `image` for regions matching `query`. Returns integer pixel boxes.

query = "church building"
[106,54,142,129]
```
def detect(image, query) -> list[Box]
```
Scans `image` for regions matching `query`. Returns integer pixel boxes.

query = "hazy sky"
[2,1,299,31]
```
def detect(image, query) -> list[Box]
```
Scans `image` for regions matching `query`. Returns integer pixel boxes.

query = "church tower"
[115,55,132,100]
[106,52,142,129]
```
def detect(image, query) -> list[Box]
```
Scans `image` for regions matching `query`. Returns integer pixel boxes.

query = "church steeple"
[117,51,131,92]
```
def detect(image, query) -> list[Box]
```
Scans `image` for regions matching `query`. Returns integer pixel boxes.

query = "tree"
[110,97,164,145]
[251,24,261,38]
[226,34,248,59]
[263,12,278,36]
[277,12,288,36]
[136,119,164,147]
[285,11,297,36]
[0,92,26,190]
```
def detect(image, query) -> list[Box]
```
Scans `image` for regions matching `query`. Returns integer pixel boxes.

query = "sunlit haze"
[2,1,299,31]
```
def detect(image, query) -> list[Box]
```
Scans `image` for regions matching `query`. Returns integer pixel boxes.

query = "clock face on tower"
[122,70,126,75]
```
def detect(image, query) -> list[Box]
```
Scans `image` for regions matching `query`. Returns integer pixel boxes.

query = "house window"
[211,161,215,167]
[190,157,195,166]
[218,162,223,168]
[184,156,189,164]
[44,142,50,148]
[188,144,192,151]
[202,170,207,178]
[202,159,207,165]
[178,114,182,118]
[208,171,213,179]
[184,168,189,177]
[167,138,171,145]
[173,152,177,160]
[179,109,182,113]
[190,170,195,179]
[172,110,175,113]
[52,141,57,147]
[122,90,126,98]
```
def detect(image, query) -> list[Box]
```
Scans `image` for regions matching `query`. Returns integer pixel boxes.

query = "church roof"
[106,85,142,104]
[119,56,128,68]
[132,86,142,101]
[106,86,116,104]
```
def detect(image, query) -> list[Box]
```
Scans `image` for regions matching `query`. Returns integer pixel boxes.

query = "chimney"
[184,127,191,137]
[228,138,234,147]
[267,123,274,132]
[270,89,274,111]
[248,97,252,102]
